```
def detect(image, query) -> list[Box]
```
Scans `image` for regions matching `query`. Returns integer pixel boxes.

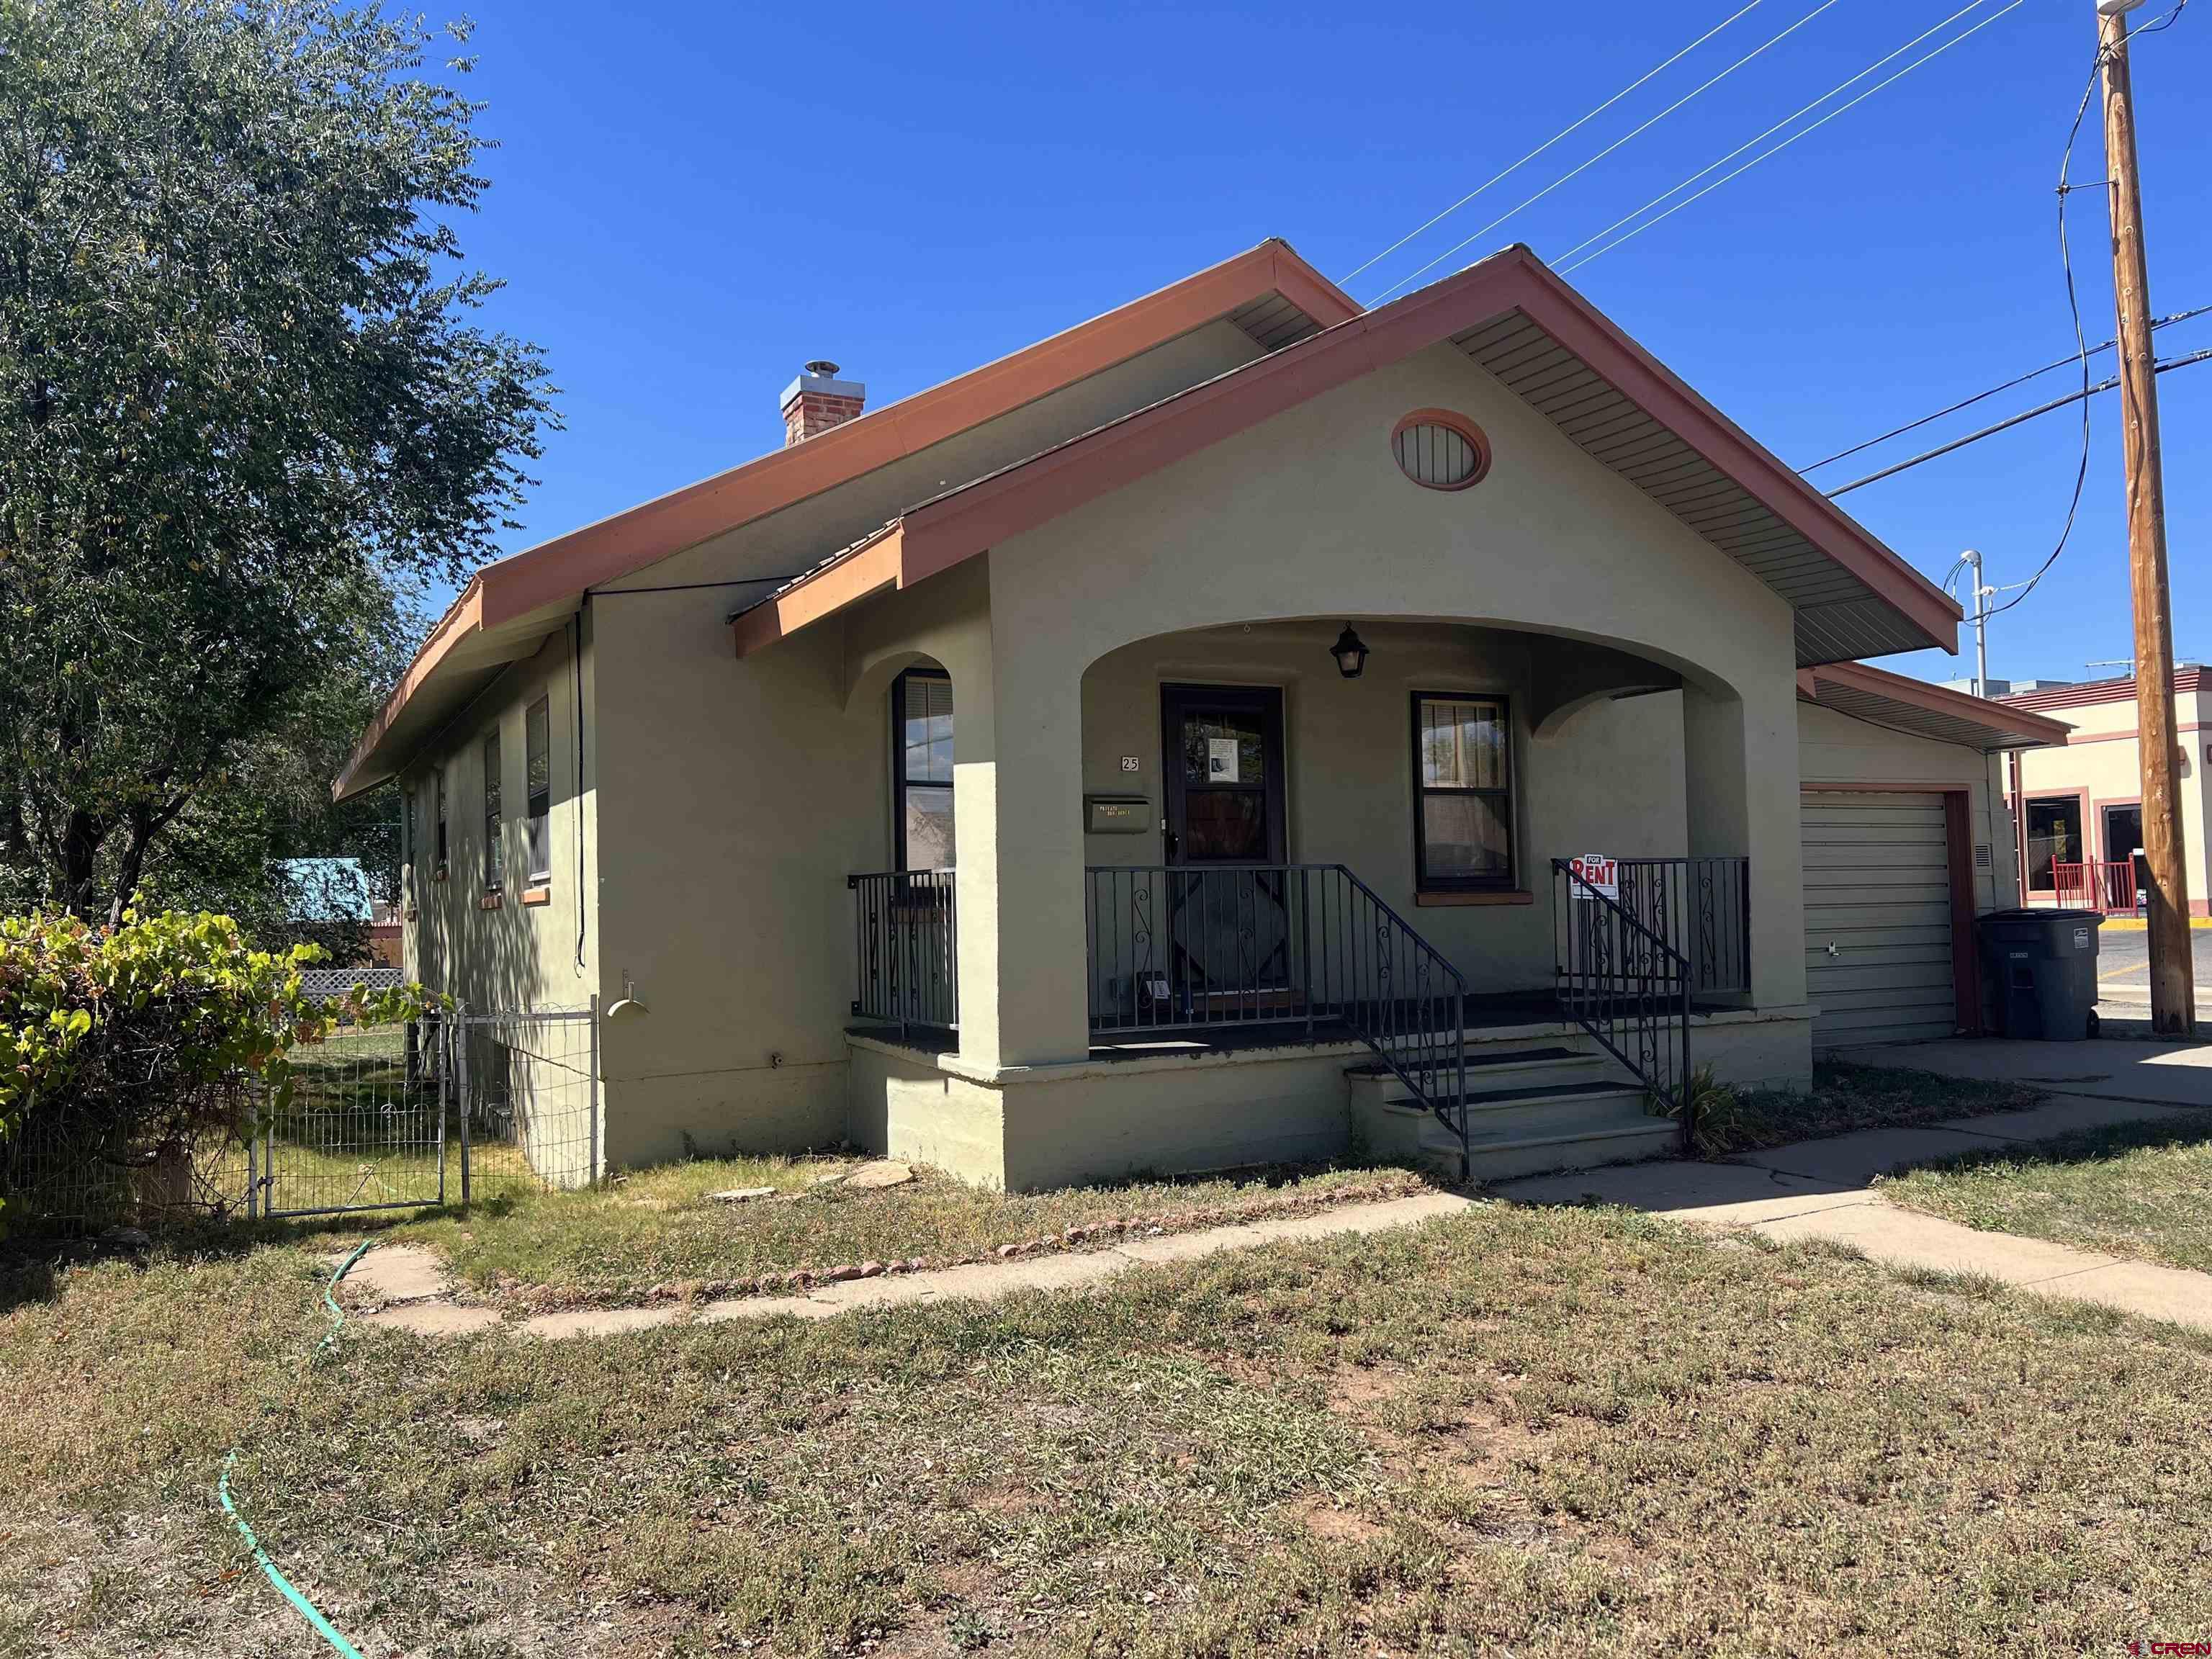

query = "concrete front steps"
[1349,1040,1681,1183]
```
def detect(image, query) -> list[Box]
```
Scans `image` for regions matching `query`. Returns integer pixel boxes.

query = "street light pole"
[2095,0,2193,1032]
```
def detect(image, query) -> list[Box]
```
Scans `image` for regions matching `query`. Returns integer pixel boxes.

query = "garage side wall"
[1797,702,2015,910]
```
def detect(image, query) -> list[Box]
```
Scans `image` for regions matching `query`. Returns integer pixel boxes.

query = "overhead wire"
[1337,0,1771,286]
[1976,35,2107,621]
[1557,0,2025,274]
[1552,0,2009,271]
[1978,0,2189,620]
[1802,304,2212,473]
[1364,0,1844,305]
[1822,348,2212,495]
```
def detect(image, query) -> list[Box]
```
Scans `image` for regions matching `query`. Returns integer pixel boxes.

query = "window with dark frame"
[434,770,448,875]
[2024,796,2080,892]
[482,730,503,891]
[1413,693,1514,891]
[525,696,552,886]
[894,669,954,870]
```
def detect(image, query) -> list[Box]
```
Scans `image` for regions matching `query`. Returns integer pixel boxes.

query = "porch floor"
[848,989,1749,1065]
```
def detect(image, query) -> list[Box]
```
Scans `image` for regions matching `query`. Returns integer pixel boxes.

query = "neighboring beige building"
[1997,670,2210,914]
[336,241,2064,1189]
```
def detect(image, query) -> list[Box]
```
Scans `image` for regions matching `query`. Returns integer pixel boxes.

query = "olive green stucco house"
[336,241,2067,1188]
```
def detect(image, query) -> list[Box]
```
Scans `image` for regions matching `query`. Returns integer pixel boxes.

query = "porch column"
[949,629,1090,1071]
[1682,682,1807,1007]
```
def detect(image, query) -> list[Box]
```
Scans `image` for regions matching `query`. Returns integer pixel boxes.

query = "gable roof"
[729,246,1961,666]
[333,239,1359,799]
[1799,660,2071,752]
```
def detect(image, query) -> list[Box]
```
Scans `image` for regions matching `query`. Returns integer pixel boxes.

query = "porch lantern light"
[1330,624,1370,680]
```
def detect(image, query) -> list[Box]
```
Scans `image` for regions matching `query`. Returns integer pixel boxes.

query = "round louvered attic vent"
[1390,409,1490,491]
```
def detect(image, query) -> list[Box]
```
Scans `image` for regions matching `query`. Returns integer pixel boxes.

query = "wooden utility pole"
[2097,0,2193,1033]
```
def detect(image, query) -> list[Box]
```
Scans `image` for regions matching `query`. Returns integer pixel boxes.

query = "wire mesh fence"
[0,1086,256,1234]
[0,996,601,1233]
[449,1006,600,1202]
[253,1017,451,1220]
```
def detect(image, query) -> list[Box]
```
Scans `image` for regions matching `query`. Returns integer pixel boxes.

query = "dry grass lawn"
[5,1199,2211,1657]
[395,1156,1435,1304]
[1881,1111,2212,1274]
[1690,1059,2046,1156]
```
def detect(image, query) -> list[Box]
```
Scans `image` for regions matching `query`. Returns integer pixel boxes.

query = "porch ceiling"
[1456,310,1927,667]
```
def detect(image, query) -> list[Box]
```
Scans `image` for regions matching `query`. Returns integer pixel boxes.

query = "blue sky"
[447,0,2207,687]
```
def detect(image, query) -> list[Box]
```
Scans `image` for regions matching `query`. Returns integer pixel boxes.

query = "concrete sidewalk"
[344,1190,1478,1339]
[1497,1081,2212,1332]
[1834,1035,2212,1110]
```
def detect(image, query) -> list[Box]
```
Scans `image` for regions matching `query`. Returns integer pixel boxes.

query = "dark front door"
[1161,685,1285,864]
[1159,685,1290,1010]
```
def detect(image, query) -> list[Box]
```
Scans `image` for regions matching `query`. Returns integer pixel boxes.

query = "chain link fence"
[1,996,601,1233]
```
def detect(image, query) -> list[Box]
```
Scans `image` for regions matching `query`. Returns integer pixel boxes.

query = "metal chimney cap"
[804,359,842,377]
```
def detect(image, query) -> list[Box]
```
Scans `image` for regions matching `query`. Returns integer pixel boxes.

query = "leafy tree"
[0,0,552,924]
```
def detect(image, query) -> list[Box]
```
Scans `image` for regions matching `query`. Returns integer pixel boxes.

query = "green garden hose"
[217,1238,377,1659]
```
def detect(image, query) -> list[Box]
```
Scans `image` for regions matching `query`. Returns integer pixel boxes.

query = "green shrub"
[0,907,433,1231]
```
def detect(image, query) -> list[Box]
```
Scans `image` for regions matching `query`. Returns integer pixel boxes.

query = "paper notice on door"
[1208,737,1240,783]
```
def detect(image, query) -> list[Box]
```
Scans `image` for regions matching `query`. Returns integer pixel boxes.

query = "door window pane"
[1183,790,1269,862]
[1181,714,1266,786]
[2025,797,2080,891]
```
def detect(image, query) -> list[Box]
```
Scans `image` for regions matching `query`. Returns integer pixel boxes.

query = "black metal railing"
[848,870,958,1038]
[1552,859,1692,1150]
[1617,856,1752,996]
[1086,864,1467,1174]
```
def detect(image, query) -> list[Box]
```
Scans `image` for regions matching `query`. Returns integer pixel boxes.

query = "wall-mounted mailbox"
[1085,793,1149,835]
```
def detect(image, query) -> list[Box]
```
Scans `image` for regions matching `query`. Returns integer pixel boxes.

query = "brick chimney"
[780,359,866,446]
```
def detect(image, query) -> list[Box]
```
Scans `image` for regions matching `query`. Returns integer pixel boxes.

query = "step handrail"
[1326,863,1470,1182]
[1551,858,1693,1152]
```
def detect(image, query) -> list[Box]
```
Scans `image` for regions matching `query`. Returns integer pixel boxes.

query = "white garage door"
[1802,791,1958,1048]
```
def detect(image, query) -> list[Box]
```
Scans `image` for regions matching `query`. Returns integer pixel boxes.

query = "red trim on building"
[1998,666,2203,714]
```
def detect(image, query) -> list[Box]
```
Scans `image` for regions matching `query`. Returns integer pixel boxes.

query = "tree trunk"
[59,808,104,921]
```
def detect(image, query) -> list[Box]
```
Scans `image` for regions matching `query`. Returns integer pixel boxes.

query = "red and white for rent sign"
[1568,854,1618,901]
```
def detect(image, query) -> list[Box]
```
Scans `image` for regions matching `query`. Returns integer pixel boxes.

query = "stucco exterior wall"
[1077,621,1689,992]
[975,337,1809,1063]
[398,623,600,1020]
[454,331,1861,1174]
[588,584,893,1167]
[2010,687,2210,909]
[1796,699,2020,912]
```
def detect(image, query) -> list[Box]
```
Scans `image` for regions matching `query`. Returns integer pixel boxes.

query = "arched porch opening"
[1069,615,1758,1052]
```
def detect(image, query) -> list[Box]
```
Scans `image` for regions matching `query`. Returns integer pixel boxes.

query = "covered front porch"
[831,608,1799,1188]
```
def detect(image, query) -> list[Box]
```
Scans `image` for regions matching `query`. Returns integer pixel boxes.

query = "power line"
[1364,0,1841,305]
[1977,32,2106,623]
[1557,0,2024,274]
[1822,347,2212,496]
[1552,0,2008,271]
[1801,304,2212,473]
[1337,0,1771,286]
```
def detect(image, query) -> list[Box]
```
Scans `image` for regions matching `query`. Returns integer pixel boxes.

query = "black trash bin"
[1977,909,2103,1040]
